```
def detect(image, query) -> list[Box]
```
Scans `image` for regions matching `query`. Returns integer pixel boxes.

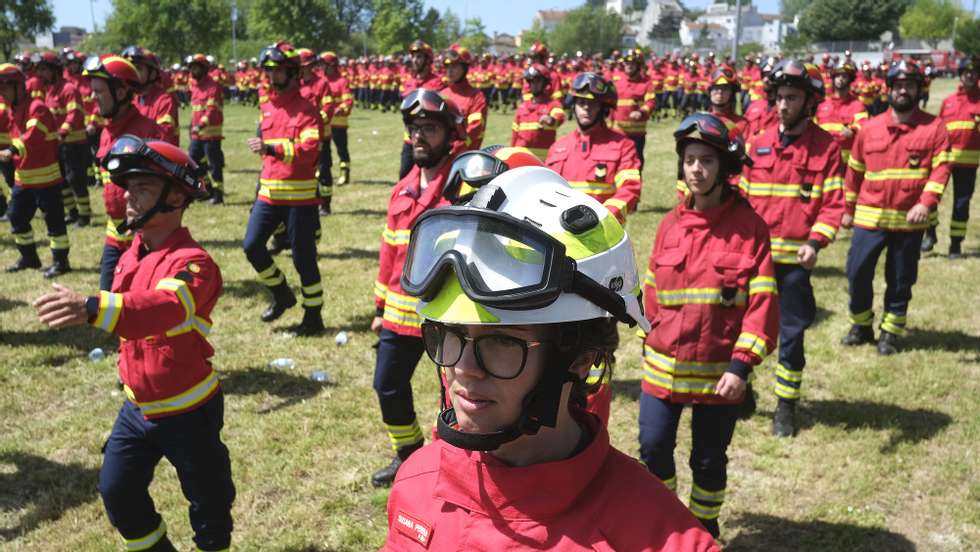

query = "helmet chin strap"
[115,181,174,234]
[436,336,581,451]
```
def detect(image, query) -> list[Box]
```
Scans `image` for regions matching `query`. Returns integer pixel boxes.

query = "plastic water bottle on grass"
[269,358,295,370]
[335,331,348,346]
[88,348,105,361]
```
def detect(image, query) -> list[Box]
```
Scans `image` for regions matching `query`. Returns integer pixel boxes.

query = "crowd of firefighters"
[3,35,977,550]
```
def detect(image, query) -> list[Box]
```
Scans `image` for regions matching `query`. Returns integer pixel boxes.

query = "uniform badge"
[799,182,813,203]
[595,163,608,182]
[395,510,433,547]
[756,147,771,155]
[188,262,201,274]
[720,287,737,308]
[908,154,920,168]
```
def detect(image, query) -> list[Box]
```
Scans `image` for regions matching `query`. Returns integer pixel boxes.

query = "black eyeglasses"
[421,321,548,380]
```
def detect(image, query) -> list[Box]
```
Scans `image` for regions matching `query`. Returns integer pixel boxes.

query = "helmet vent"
[470,185,506,211]
[539,198,556,208]
[560,205,599,234]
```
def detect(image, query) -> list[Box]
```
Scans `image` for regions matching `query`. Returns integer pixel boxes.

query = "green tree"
[330,0,374,34]
[459,17,490,54]
[520,19,549,51]
[432,8,461,50]
[550,5,623,56]
[248,0,344,51]
[648,11,683,40]
[797,0,912,42]
[370,0,424,54]
[781,0,810,20]
[0,0,54,61]
[416,7,441,48]
[955,17,980,55]
[900,0,964,49]
[737,41,765,59]
[103,0,231,63]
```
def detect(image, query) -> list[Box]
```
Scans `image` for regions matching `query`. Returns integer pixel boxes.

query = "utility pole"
[89,0,98,33]
[231,0,238,62]
[731,0,743,61]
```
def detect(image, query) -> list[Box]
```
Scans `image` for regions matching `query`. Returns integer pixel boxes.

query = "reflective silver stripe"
[137,371,219,416]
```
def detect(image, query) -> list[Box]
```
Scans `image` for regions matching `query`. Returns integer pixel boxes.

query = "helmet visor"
[82,55,104,74]
[104,134,205,198]
[674,113,730,143]
[571,72,606,97]
[445,151,508,203]
[402,208,566,309]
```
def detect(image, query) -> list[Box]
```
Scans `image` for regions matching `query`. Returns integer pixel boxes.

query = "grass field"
[1,78,978,551]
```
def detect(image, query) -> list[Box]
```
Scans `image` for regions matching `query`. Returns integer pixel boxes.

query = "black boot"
[0,194,7,221]
[371,443,422,488]
[877,330,899,356]
[921,226,937,252]
[145,535,178,552]
[75,214,90,228]
[697,517,720,539]
[319,196,332,216]
[292,308,325,336]
[6,245,42,272]
[260,282,296,322]
[64,208,79,225]
[739,382,757,420]
[949,238,963,259]
[772,398,797,438]
[209,188,224,205]
[43,249,71,278]
[841,325,875,346]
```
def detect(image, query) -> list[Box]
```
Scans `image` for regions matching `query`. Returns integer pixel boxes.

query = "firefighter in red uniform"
[123,46,179,147]
[61,49,101,194]
[243,42,325,336]
[440,44,487,150]
[510,63,565,159]
[546,72,642,224]
[641,113,779,538]
[706,66,745,137]
[397,40,444,180]
[32,51,92,229]
[841,60,951,355]
[84,54,165,291]
[743,60,779,138]
[739,60,846,437]
[815,61,868,164]
[297,48,335,216]
[925,56,980,258]
[369,89,463,487]
[35,135,234,552]
[186,54,225,203]
[0,89,12,219]
[0,63,71,277]
[321,52,353,186]
[610,48,657,170]
[381,166,718,552]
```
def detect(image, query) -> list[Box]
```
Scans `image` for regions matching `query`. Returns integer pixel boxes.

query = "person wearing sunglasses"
[840,60,952,355]
[0,63,72,277]
[640,113,778,539]
[380,167,718,551]
[545,71,641,225]
[369,88,465,487]
[738,59,847,437]
[439,44,488,152]
[84,53,168,290]
[242,41,326,336]
[185,53,225,204]
[396,40,444,180]
[34,135,234,552]
[610,48,657,171]
[510,63,565,160]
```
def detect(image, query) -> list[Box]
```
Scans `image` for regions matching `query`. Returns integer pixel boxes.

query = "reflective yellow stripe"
[299,127,320,142]
[643,268,656,288]
[258,179,318,202]
[382,225,411,246]
[467,112,483,123]
[854,204,929,230]
[946,120,976,131]
[949,148,980,165]
[656,287,747,307]
[735,331,769,358]
[124,520,166,550]
[15,162,62,185]
[94,291,124,333]
[923,181,946,195]
[818,122,847,133]
[811,221,837,241]
[643,345,727,395]
[739,180,823,198]
[567,180,615,196]
[613,168,640,187]
[105,217,133,242]
[131,371,220,416]
[748,275,777,296]
[155,278,210,337]
[847,156,866,172]
[863,168,929,181]
[374,280,388,301]
[386,420,423,450]
[383,303,421,329]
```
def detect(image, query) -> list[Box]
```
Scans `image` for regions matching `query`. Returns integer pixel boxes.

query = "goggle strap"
[570,270,637,328]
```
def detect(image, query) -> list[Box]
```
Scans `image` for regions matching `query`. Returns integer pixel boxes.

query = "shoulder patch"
[394,509,433,548]
[755,147,771,155]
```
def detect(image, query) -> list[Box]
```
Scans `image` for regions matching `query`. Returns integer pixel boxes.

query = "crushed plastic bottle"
[334,331,348,346]
[268,358,296,370]
[88,348,105,362]
[311,370,331,383]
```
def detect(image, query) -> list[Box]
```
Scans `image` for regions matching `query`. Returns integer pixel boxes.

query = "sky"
[53,0,785,36]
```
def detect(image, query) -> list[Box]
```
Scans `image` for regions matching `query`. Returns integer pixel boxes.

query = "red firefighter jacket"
[137,82,180,147]
[97,107,164,247]
[382,415,719,551]
[642,196,779,404]
[300,75,334,140]
[257,86,322,206]
[610,73,657,137]
[815,94,868,162]
[44,79,86,144]
[324,73,353,128]
[0,100,10,148]
[545,125,642,223]
[742,98,777,139]
[90,227,222,420]
[740,123,846,263]
[939,85,980,168]
[7,98,63,189]
[63,71,99,128]
[190,73,223,141]
[374,162,451,337]
[845,109,951,232]
[441,80,487,149]
[510,96,565,159]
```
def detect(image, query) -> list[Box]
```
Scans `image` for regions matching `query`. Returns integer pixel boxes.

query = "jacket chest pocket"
[591,151,620,184]
[545,147,568,174]
[903,136,931,191]
[709,251,753,308]
[653,249,687,309]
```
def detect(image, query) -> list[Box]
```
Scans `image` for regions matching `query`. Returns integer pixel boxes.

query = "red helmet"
[832,61,857,80]
[0,63,26,84]
[770,59,825,99]
[708,66,738,90]
[623,48,644,64]
[185,53,210,69]
[523,63,552,85]
[104,134,209,199]
[886,60,924,88]
[320,51,339,65]
[443,44,473,66]
[444,145,545,204]
[528,41,549,60]
[31,51,61,67]
[83,54,143,88]
[569,72,616,110]
[259,42,300,69]
[61,48,84,64]
[409,39,434,60]
[296,48,318,66]
[400,88,466,141]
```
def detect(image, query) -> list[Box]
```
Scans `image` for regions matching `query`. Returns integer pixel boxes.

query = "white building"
[606,0,684,48]
[678,3,791,52]
[533,9,569,34]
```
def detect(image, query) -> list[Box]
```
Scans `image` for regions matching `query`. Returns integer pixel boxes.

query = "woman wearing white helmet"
[380,166,718,551]
[639,113,779,539]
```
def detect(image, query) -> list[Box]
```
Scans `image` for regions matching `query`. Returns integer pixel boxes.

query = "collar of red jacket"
[678,194,741,229]
[106,104,141,134]
[755,120,819,158]
[132,226,193,254]
[883,107,931,130]
[432,412,608,520]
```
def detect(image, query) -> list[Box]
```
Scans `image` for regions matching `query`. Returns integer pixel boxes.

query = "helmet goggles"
[674,113,730,145]
[82,55,107,77]
[259,46,292,68]
[104,134,207,199]
[570,72,608,99]
[444,151,509,203]
[401,206,641,327]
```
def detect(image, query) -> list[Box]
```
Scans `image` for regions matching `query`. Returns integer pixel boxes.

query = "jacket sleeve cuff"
[375,306,385,317]
[85,295,100,323]
[806,238,825,250]
[918,194,940,210]
[726,359,753,380]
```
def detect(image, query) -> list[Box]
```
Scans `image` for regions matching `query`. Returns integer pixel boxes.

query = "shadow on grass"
[355,179,396,187]
[0,297,27,313]
[635,204,671,215]
[812,305,833,327]
[271,311,374,335]
[0,451,100,540]
[726,512,915,552]
[280,546,343,552]
[811,264,846,279]
[800,399,952,453]
[611,378,642,403]
[222,280,267,300]
[227,168,260,175]
[219,366,331,414]
[335,208,387,217]
[200,238,244,250]
[905,328,980,353]
[319,247,377,261]
[0,325,114,352]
